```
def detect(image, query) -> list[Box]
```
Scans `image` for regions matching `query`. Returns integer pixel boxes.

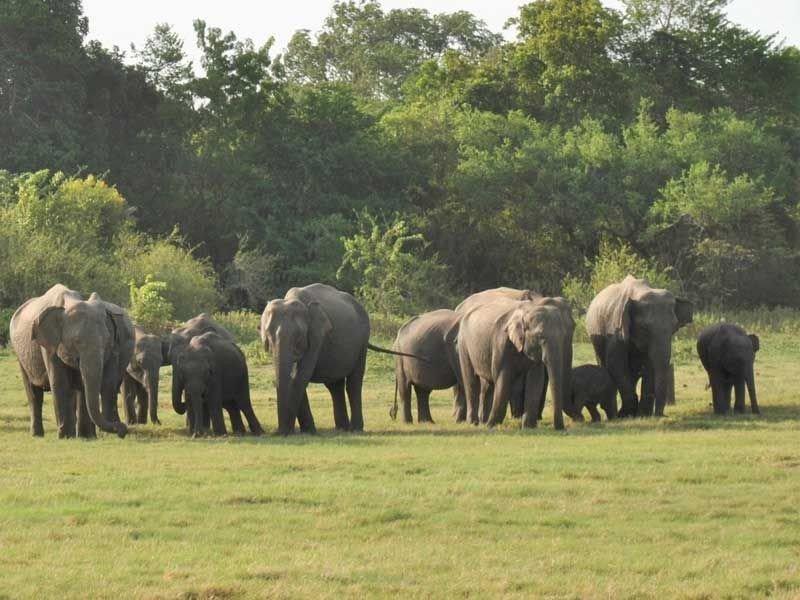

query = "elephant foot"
[114,422,128,439]
[752,407,761,415]
[151,417,161,425]
[137,416,148,425]
[419,417,435,425]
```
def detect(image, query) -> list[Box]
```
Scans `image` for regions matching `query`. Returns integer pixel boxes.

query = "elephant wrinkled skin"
[586,275,693,418]
[570,364,618,422]
[123,325,169,425]
[10,284,133,438]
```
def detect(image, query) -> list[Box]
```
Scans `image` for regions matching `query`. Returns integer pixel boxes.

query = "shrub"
[563,238,678,311]
[120,233,220,320]
[337,211,456,317]
[128,276,174,333]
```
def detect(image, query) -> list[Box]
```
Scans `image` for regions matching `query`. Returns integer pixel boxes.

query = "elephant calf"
[172,332,263,437]
[697,323,760,415]
[123,326,169,425]
[570,364,618,422]
[391,309,463,424]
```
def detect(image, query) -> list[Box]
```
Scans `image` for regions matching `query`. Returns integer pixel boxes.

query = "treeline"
[1,0,799,316]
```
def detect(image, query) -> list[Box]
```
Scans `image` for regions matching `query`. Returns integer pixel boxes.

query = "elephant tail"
[389,378,398,421]
[367,342,429,362]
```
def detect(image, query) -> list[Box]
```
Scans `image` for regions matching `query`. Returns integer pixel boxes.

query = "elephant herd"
[8,276,761,440]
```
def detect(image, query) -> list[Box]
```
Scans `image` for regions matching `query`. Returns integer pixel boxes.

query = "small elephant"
[570,364,618,422]
[587,275,693,418]
[10,284,132,439]
[697,323,760,415]
[391,309,463,424]
[165,313,234,365]
[122,325,169,425]
[171,332,263,437]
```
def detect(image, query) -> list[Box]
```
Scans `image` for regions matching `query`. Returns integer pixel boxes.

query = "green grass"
[1,323,799,599]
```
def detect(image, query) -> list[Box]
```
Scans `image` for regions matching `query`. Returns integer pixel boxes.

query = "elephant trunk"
[544,340,574,430]
[145,370,160,423]
[274,341,298,435]
[186,387,205,437]
[80,358,127,438]
[172,369,186,415]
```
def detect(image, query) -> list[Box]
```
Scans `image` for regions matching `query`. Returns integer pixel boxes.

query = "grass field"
[1,316,799,599]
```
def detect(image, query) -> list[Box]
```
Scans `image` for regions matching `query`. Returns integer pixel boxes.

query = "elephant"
[457,295,579,430]
[697,323,760,415]
[9,284,133,438]
[454,287,541,421]
[586,275,693,418]
[260,283,424,435]
[171,332,263,437]
[165,313,234,365]
[122,325,169,425]
[390,309,463,424]
[570,364,618,422]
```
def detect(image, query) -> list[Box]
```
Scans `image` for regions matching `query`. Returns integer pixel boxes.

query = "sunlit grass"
[0,322,799,598]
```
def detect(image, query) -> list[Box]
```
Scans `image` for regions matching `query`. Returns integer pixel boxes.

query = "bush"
[120,233,220,320]
[128,276,174,333]
[337,211,456,317]
[563,238,678,311]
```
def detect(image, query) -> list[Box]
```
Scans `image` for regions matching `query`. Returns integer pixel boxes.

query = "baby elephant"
[123,326,169,425]
[697,323,760,415]
[391,309,463,424]
[570,364,618,422]
[172,332,264,436]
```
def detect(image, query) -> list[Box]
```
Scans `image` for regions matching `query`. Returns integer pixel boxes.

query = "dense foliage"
[1,0,798,316]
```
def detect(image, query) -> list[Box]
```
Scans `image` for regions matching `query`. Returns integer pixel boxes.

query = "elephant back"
[455,287,540,314]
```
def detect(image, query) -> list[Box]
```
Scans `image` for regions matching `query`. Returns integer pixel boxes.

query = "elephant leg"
[100,366,122,425]
[239,387,264,435]
[709,372,725,414]
[478,379,493,424]
[297,391,316,433]
[487,369,513,428]
[722,382,733,414]
[522,363,546,429]
[226,405,246,434]
[509,376,524,419]
[415,387,434,424]
[639,365,655,417]
[202,403,211,430]
[135,384,148,424]
[452,385,466,423]
[587,403,601,423]
[606,359,637,418]
[48,361,76,438]
[76,389,96,438]
[122,374,137,425]
[19,366,45,437]
[209,402,227,436]
[326,380,350,431]
[458,344,480,425]
[399,375,413,424]
[733,377,746,414]
[345,352,366,432]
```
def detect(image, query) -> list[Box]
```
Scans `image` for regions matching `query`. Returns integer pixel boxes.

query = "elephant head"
[171,339,215,436]
[618,289,693,415]
[748,334,760,354]
[32,300,129,438]
[260,298,332,434]
[506,297,577,429]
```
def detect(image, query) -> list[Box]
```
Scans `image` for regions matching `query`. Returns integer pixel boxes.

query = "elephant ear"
[748,334,760,353]
[32,306,65,352]
[674,298,693,330]
[506,310,526,353]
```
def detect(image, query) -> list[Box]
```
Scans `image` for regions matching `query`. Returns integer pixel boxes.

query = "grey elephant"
[260,283,423,435]
[697,323,760,415]
[390,309,463,424]
[586,275,693,418]
[165,313,234,365]
[457,295,579,429]
[570,364,618,422]
[454,287,541,421]
[122,325,169,425]
[172,332,263,436]
[10,284,132,438]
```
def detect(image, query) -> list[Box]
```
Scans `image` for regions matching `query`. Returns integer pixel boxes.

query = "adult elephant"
[457,295,578,430]
[390,309,463,424]
[10,284,133,438]
[123,325,169,425]
[454,287,540,421]
[260,283,423,435]
[697,323,760,415]
[586,275,693,418]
